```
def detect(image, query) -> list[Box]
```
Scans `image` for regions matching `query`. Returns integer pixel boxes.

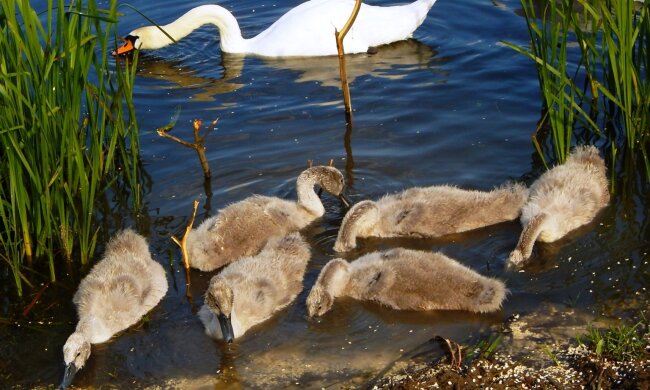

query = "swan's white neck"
[296,172,325,217]
[133,5,249,53]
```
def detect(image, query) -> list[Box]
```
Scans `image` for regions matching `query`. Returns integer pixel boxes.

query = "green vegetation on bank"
[579,314,650,361]
[0,0,140,296]
[504,0,649,174]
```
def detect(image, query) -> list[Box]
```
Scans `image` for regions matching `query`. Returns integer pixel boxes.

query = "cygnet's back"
[334,182,528,252]
[187,166,346,271]
[73,229,168,342]
[307,248,506,316]
[199,233,311,341]
[507,145,609,267]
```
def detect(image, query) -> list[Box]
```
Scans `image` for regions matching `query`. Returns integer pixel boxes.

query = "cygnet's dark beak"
[339,193,351,209]
[217,313,235,343]
[59,362,78,389]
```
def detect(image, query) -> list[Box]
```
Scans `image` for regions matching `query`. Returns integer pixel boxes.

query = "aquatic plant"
[578,314,649,361]
[504,0,649,175]
[0,0,141,296]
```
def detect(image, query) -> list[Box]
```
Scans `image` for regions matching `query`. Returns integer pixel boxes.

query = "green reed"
[504,0,649,173]
[0,0,140,296]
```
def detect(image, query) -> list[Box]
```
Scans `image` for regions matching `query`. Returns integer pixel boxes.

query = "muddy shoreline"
[372,308,650,389]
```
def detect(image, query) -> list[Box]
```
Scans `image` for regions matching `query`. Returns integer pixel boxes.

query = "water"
[1,0,648,388]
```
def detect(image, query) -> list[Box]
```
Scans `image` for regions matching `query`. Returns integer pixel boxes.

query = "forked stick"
[171,199,200,272]
[157,118,216,179]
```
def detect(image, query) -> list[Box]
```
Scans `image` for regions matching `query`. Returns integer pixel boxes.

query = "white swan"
[113,0,438,57]
[59,229,168,389]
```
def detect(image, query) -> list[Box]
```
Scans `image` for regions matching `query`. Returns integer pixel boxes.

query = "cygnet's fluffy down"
[307,248,506,317]
[187,166,347,271]
[60,229,167,388]
[334,182,528,252]
[198,233,311,342]
[507,145,609,268]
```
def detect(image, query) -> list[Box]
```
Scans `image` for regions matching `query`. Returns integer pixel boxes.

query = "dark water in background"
[1,0,648,388]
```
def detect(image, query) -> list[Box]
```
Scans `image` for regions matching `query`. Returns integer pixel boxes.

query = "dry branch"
[157,118,217,178]
[335,0,362,114]
[171,199,200,272]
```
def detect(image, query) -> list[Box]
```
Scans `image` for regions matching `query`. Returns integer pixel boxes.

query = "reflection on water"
[135,54,245,101]
[135,39,437,101]
[264,39,438,88]
[2,0,649,388]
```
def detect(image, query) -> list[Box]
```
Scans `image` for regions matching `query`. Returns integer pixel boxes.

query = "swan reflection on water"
[132,39,439,101]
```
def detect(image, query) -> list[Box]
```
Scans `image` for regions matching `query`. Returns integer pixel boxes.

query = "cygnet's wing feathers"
[73,229,168,337]
[375,183,528,237]
[188,196,314,271]
[218,233,311,331]
[346,249,506,313]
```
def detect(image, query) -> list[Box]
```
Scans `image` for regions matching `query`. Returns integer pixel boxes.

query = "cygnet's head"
[306,284,335,317]
[205,277,235,343]
[304,166,350,207]
[60,332,91,389]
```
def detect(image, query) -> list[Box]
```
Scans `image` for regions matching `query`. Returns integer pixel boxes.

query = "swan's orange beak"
[112,36,136,56]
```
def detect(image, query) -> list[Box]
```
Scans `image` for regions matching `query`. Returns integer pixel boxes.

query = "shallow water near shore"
[1,0,648,388]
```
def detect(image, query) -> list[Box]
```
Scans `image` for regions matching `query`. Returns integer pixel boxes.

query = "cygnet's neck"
[296,171,326,217]
[76,315,110,344]
[321,259,351,298]
[229,307,245,338]
[141,5,249,53]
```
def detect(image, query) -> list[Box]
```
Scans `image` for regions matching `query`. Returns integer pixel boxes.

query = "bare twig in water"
[171,200,199,271]
[171,200,199,306]
[434,335,464,370]
[335,0,362,114]
[157,118,217,179]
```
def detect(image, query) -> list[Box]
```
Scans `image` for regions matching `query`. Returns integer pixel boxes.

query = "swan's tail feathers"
[468,278,508,313]
[414,0,439,12]
[507,213,548,268]
[333,200,380,252]
[495,181,529,218]
[105,229,150,259]
[568,145,603,166]
[503,181,529,202]
[262,232,310,260]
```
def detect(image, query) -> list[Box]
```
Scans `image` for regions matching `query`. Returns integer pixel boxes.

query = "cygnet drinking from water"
[60,229,168,389]
[334,182,528,252]
[198,232,311,342]
[307,248,506,317]
[187,166,348,272]
[506,145,609,268]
